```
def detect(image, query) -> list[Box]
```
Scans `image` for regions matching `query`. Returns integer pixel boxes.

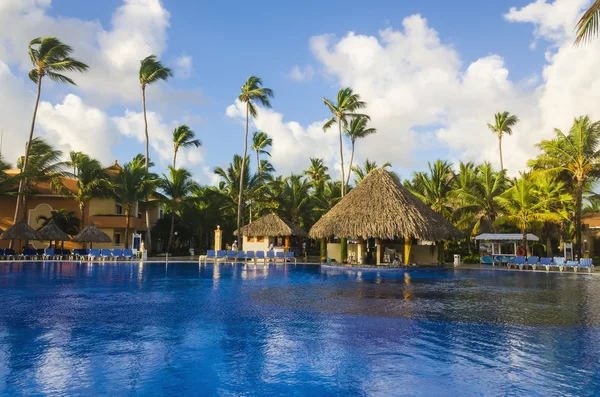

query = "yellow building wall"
[88,198,117,216]
[242,236,270,253]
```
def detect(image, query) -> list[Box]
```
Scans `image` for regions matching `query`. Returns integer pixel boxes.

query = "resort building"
[237,213,308,254]
[0,161,163,250]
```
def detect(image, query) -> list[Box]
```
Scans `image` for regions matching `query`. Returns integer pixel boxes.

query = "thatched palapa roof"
[237,213,308,238]
[38,219,71,241]
[309,168,462,240]
[72,222,112,243]
[0,220,43,241]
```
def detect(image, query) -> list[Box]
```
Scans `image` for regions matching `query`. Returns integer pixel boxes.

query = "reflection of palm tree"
[14,36,88,223]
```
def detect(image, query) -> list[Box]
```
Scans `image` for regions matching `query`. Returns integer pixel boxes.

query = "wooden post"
[404,236,412,265]
[376,238,382,264]
[285,236,290,248]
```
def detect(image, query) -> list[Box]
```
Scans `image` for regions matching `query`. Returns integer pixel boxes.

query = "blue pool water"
[0,262,599,396]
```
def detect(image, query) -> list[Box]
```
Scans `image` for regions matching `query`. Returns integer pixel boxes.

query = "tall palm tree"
[61,154,111,227]
[496,177,562,252]
[160,167,198,253]
[139,54,172,250]
[69,151,84,176]
[528,115,600,258]
[323,87,369,197]
[172,125,201,168]
[236,76,274,248]
[487,111,519,171]
[13,37,88,224]
[251,131,273,175]
[214,154,263,217]
[408,160,455,220]
[344,115,377,189]
[575,0,600,46]
[112,161,158,249]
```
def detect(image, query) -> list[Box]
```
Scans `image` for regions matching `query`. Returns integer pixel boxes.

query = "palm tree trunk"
[173,146,178,169]
[576,179,584,258]
[345,140,355,189]
[237,102,249,249]
[125,209,131,249]
[142,85,152,253]
[546,235,553,257]
[13,76,42,225]
[338,120,345,197]
[498,134,504,171]
[522,223,527,257]
[256,150,260,176]
[80,201,87,249]
[167,210,175,253]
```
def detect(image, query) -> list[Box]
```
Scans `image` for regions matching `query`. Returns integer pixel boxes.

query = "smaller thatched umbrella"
[72,222,111,248]
[0,220,43,241]
[236,213,308,238]
[38,219,71,248]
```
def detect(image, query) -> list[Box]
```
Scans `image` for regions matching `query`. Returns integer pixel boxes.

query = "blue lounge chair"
[480,255,493,265]
[43,248,55,260]
[204,250,216,264]
[76,249,90,260]
[275,252,285,263]
[579,258,594,273]
[512,255,526,269]
[61,249,72,259]
[266,251,275,262]
[565,260,579,271]
[100,249,112,261]
[553,257,565,271]
[0,249,4,260]
[53,249,63,259]
[88,248,101,261]
[256,251,266,265]
[123,249,134,260]
[112,249,123,260]
[36,249,44,258]
[236,250,246,262]
[540,257,553,271]
[226,250,236,263]
[284,251,296,264]
[4,249,15,260]
[245,251,255,264]
[525,256,539,270]
[216,250,226,262]
[21,248,36,260]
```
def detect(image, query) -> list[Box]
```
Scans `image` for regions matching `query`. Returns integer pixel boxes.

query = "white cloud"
[287,65,314,82]
[174,55,192,79]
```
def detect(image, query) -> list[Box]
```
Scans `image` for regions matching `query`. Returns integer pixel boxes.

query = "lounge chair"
[204,250,216,265]
[76,249,90,260]
[21,248,36,260]
[226,250,236,264]
[275,252,285,263]
[0,249,4,260]
[525,256,539,270]
[513,255,526,270]
[565,260,579,271]
[480,255,493,265]
[266,251,275,262]
[36,249,44,259]
[215,250,226,263]
[245,251,255,264]
[284,251,296,264]
[236,250,246,263]
[43,248,55,260]
[579,258,594,273]
[100,249,112,261]
[88,248,101,261]
[553,257,565,271]
[123,249,134,260]
[256,251,266,265]
[112,249,123,261]
[540,257,553,271]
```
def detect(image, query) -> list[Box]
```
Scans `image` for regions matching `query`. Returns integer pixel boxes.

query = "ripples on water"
[0,262,598,396]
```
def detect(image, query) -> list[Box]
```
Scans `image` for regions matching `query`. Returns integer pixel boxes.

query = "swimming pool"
[0,262,598,396]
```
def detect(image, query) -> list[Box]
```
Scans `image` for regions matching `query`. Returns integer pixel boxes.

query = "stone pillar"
[214,226,222,251]
[357,239,364,264]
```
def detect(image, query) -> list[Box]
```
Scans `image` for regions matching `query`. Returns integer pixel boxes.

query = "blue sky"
[0,0,597,182]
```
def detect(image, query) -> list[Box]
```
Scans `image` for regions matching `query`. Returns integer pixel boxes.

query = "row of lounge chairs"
[0,248,135,261]
[482,255,594,272]
[203,250,296,265]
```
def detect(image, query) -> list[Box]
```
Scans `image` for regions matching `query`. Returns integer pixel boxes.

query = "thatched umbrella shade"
[309,168,461,241]
[72,222,111,248]
[236,213,308,238]
[0,220,43,246]
[38,219,71,247]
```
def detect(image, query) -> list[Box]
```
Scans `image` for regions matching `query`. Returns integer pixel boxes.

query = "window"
[115,204,123,215]
[114,233,121,245]
[256,236,264,242]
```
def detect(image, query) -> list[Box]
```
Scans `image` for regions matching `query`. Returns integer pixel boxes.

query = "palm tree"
[214,154,262,217]
[13,37,88,224]
[160,167,198,253]
[236,76,274,248]
[323,88,369,197]
[278,174,312,227]
[496,177,562,253]
[408,160,455,220]
[487,111,519,171]
[344,115,377,189]
[575,0,600,46]
[68,151,84,176]
[112,161,157,249]
[172,125,201,168]
[303,158,330,192]
[352,160,392,184]
[37,209,80,236]
[251,131,273,175]
[61,154,111,227]
[528,115,600,258]
[139,54,172,250]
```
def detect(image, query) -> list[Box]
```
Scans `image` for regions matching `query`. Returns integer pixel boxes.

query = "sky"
[0,0,599,185]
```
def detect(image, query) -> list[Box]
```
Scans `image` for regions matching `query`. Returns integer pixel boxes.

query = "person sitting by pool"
[232,240,238,251]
